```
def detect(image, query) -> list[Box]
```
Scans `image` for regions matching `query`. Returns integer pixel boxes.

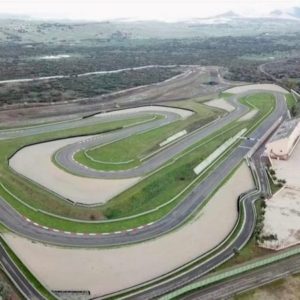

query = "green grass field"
[73,101,222,171]
[0,92,276,234]
[0,237,57,299]
[0,114,160,221]
[286,93,297,111]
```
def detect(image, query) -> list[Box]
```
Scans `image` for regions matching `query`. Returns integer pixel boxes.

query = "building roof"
[269,119,300,142]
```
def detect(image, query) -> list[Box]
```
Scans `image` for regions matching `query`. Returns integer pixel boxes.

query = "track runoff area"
[0,84,291,299]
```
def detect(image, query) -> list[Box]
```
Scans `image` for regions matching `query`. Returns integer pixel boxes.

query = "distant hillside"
[290,7,300,18]
[0,13,300,44]
[270,7,300,20]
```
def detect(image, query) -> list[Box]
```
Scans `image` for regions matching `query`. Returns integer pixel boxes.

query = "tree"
[269,169,275,175]
[291,105,297,117]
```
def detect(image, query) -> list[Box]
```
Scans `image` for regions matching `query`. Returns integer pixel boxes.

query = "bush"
[269,169,275,175]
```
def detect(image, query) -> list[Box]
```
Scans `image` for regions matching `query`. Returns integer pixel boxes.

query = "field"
[0,91,276,235]
[0,67,182,105]
[2,162,254,297]
[74,101,221,171]
[0,19,300,104]
[0,14,298,300]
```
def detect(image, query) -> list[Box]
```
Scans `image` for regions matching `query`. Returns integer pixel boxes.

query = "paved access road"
[181,253,300,300]
[98,93,287,300]
[0,240,45,300]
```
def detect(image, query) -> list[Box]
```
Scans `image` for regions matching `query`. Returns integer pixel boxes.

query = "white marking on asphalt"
[114,231,121,234]
[42,226,49,230]
[26,218,31,222]
[64,231,71,234]
[147,222,154,226]
[89,233,97,236]
[76,233,84,236]
[102,232,110,235]
[137,226,144,229]
[33,222,39,226]
[53,229,59,232]
[126,229,133,232]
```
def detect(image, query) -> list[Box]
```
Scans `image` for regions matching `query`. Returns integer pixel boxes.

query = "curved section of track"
[0,86,289,300]
[54,96,249,179]
[2,90,286,249]
[96,92,288,300]
[0,106,189,140]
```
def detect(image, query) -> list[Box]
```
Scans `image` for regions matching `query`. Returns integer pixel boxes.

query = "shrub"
[269,169,275,175]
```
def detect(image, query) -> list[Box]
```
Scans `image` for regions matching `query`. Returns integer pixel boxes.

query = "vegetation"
[234,273,300,300]
[0,272,20,300]
[218,200,272,271]
[0,114,159,221]
[0,67,181,105]
[73,102,221,171]
[264,58,300,93]
[0,91,275,234]
[267,167,286,194]
[0,23,300,104]
[0,237,57,300]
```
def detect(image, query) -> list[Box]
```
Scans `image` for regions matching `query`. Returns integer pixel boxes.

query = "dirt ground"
[204,98,235,112]
[261,187,300,250]
[238,110,258,121]
[272,142,300,189]
[94,105,193,119]
[0,66,231,128]
[9,105,192,204]
[261,143,300,250]
[9,136,141,204]
[225,84,288,95]
[4,162,254,297]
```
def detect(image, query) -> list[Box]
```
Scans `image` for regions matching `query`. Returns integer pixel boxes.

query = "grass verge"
[73,101,221,171]
[0,236,57,300]
[0,93,275,233]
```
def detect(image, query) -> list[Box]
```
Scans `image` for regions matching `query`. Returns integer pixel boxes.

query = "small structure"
[265,118,300,160]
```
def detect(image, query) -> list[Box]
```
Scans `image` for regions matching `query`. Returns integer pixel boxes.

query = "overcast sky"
[0,0,300,21]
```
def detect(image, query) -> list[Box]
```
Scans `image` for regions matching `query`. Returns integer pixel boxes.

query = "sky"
[0,0,300,21]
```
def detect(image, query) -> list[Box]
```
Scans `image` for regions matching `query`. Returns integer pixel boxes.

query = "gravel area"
[9,137,140,204]
[238,110,258,121]
[225,84,288,95]
[4,163,254,297]
[204,98,235,112]
[272,142,300,189]
[94,105,194,119]
[261,142,300,250]
[261,187,300,250]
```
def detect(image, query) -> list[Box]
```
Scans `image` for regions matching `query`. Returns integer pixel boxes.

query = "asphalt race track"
[54,95,248,179]
[0,88,288,299]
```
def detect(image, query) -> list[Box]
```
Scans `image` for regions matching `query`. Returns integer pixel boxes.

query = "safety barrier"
[161,246,300,299]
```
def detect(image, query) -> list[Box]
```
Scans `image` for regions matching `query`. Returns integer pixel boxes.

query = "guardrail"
[161,246,300,300]
[247,117,282,158]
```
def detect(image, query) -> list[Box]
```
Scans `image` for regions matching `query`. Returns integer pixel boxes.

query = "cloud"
[0,0,299,21]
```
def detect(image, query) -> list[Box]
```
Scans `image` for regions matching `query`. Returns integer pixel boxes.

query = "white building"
[265,119,300,160]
